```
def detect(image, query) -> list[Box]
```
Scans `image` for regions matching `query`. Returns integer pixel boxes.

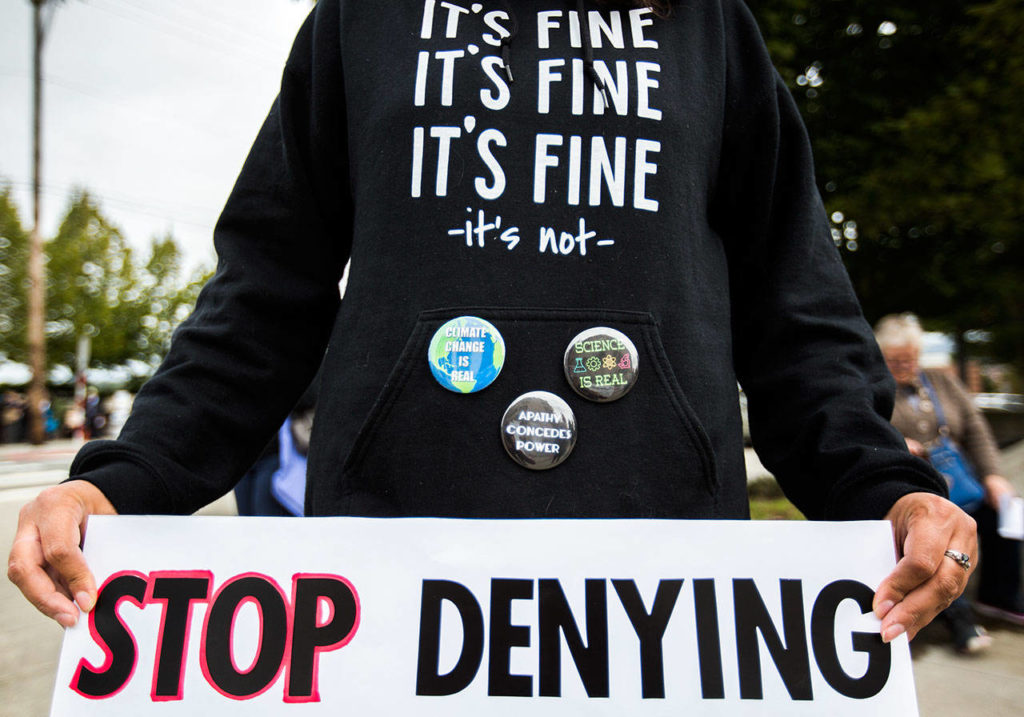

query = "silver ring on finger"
[943,549,971,571]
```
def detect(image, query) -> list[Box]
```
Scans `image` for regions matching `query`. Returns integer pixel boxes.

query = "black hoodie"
[69,0,945,519]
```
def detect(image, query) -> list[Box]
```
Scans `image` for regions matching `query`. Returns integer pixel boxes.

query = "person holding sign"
[10,0,975,652]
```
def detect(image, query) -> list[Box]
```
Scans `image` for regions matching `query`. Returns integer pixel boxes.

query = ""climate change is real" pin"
[428,316,506,394]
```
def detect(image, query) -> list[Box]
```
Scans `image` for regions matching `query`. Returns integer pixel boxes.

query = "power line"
[2,1,309,254]
[135,0,287,55]
[89,0,276,64]
[83,0,285,72]
[4,179,219,235]
[0,66,235,143]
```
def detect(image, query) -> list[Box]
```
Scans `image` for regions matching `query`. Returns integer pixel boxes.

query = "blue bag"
[928,435,985,513]
[920,372,985,513]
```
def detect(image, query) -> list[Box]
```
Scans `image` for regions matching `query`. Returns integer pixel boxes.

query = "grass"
[749,496,805,521]
[747,476,805,521]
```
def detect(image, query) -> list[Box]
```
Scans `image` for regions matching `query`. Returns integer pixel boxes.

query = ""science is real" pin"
[563,326,639,402]
[428,316,506,394]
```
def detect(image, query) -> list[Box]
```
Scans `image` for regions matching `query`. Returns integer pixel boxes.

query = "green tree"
[751,0,1023,373]
[836,0,1024,372]
[0,185,30,361]
[43,190,211,368]
[128,234,211,364]
[45,190,138,366]
[754,0,970,184]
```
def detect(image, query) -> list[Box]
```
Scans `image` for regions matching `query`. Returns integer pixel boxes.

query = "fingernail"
[76,591,95,613]
[56,612,77,628]
[874,600,895,619]
[882,623,905,643]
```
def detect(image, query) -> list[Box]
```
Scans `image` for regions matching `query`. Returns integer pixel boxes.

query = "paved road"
[0,440,1021,715]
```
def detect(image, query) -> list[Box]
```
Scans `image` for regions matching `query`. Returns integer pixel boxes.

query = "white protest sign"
[51,517,917,716]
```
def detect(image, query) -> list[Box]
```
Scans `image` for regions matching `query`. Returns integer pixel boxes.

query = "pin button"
[563,327,638,402]
[501,391,577,470]
[428,316,505,394]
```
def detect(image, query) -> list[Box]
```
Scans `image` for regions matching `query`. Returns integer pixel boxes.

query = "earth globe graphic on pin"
[428,316,505,393]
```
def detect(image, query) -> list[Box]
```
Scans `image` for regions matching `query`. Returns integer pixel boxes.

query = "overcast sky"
[0,0,313,270]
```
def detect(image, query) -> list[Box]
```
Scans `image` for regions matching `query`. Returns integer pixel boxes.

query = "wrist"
[65,478,118,515]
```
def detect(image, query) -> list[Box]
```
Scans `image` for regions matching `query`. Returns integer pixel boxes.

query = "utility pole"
[25,0,50,444]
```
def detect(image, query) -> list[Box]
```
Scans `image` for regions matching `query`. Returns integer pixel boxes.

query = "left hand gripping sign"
[53,517,919,716]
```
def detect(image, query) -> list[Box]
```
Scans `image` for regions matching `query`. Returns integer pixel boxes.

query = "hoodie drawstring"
[578,0,610,110]
[499,0,519,83]
[498,1,610,111]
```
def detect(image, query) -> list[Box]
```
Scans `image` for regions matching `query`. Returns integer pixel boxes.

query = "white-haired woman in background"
[875,313,1023,653]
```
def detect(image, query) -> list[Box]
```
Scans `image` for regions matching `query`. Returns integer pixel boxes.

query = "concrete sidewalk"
[913,615,1024,715]
[0,439,1021,715]
[910,439,1024,715]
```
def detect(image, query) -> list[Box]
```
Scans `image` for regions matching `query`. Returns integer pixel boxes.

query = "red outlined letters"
[71,570,148,699]
[146,570,212,701]
[285,573,361,703]
[69,571,359,703]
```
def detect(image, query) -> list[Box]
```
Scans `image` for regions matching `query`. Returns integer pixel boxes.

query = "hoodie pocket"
[338,307,718,518]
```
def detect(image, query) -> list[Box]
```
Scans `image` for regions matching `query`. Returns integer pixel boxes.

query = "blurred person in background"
[234,379,317,517]
[2,391,27,444]
[876,313,1024,653]
[104,390,134,439]
[84,387,106,439]
[62,404,85,440]
[41,398,59,440]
